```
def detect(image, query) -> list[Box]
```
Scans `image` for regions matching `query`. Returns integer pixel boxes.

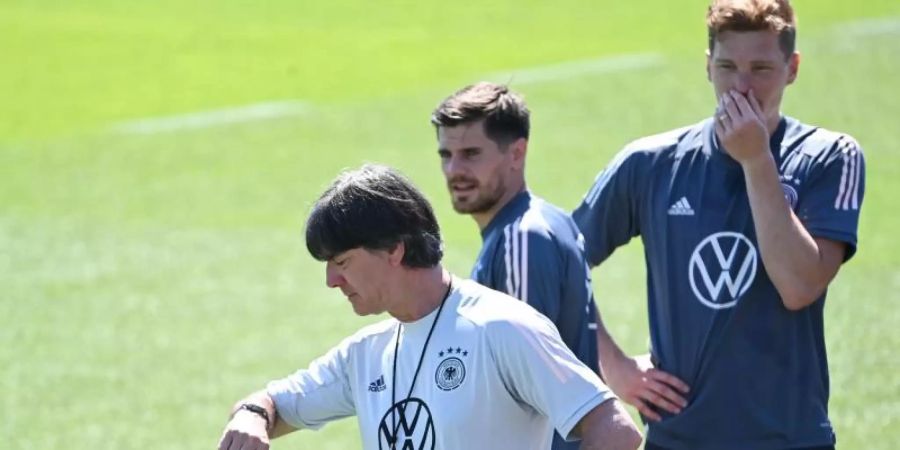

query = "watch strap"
[234,403,271,429]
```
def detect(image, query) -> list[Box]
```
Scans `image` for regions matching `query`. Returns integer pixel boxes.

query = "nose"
[734,72,752,94]
[443,153,464,178]
[325,262,344,288]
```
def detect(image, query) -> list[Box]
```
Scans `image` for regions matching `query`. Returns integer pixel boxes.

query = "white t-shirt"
[267,277,614,450]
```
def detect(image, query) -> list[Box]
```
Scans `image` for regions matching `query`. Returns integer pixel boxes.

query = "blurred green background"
[2,0,898,448]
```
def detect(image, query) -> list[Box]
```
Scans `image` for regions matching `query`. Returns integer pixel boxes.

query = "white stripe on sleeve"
[520,223,529,304]
[504,226,514,295]
[511,219,521,299]
[836,140,862,211]
[851,148,862,210]
[835,147,850,210]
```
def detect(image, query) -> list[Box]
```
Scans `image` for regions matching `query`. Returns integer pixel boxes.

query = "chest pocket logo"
[435,357,466,391]
[688,232,758,309]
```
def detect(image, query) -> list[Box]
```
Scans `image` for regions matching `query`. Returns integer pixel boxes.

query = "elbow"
[596,422,643,450]
[777,282,826,311]
[622,427,644,450]
[605,402,644,450]
[611,426,643,450]
[578,399,643,450]
[771,243,844,311]
[781,297,811,312]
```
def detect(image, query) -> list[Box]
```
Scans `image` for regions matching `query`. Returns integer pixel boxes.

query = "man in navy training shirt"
[573,1,865,449]
[431,82,604,450]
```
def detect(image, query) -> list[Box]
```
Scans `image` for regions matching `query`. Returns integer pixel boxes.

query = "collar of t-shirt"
[397,277,460,340]
[480,190,532,239]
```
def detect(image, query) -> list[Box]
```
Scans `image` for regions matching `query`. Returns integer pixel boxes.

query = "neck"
[472,181,527,231]
[388,266,451,323]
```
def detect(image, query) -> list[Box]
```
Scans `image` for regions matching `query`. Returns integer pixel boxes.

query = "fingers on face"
[748,90,764,116]
[731,92,755,117]
[725,89,767,123]
[722,92,744,120]
[716,97,731,131]
[715,110,730,132]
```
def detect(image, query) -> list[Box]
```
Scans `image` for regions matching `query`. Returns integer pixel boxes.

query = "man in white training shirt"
[217,164,641,450]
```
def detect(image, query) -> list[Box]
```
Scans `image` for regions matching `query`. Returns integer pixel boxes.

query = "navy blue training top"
[474,190,601,450]
[573,117,865,449]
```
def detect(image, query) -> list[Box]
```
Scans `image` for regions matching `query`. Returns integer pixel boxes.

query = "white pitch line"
[106,55,662,136]
[837,16,900,37]
[111,100,311,134]
[821,16,900,54]
[481,53,665,85]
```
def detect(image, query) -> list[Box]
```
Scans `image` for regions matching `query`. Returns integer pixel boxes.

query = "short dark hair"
[430,82,530,146]
[305,164,443,268]
[707,0,797,59]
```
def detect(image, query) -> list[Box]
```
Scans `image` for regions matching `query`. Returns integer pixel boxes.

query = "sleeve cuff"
[557,391,618,442]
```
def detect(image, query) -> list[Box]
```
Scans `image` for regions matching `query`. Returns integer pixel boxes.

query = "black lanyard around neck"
[388,280,453,449]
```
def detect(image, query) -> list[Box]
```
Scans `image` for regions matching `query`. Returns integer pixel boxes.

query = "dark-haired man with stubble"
[217,164,641,450]
[431,83,606,450]
[573,1,865,449]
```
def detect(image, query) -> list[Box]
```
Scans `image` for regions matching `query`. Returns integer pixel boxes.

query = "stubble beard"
[450,179,506,215]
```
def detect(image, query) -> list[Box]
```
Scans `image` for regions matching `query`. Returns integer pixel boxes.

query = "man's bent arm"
[719,91,847,311]
[595,314,689,421]
[742,153,845,310]
[573,399,642,450]
[218,390,298,450]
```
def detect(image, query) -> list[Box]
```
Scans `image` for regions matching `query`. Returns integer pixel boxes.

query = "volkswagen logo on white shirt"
[688,232,758,309]
[378,398,435,450]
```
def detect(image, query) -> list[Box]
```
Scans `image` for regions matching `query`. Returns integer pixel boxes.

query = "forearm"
[590,308,690,419]
[595,314,628,381]
[576,399,642,450]
[229,390,295,439]
[742,154,833,309]
[230,390,276,419]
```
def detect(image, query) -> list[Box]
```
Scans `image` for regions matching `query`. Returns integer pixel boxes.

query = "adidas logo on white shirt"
[668,197,695,216]
[368,375,386,392]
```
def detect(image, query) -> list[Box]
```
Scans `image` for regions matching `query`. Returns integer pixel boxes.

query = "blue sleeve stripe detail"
[835,139,862,211]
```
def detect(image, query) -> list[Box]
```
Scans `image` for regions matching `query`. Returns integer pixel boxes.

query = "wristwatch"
[234,403,271,429]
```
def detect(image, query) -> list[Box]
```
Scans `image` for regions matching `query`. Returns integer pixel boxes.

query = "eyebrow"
[438,146,482,153]
[714,57,777,64]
